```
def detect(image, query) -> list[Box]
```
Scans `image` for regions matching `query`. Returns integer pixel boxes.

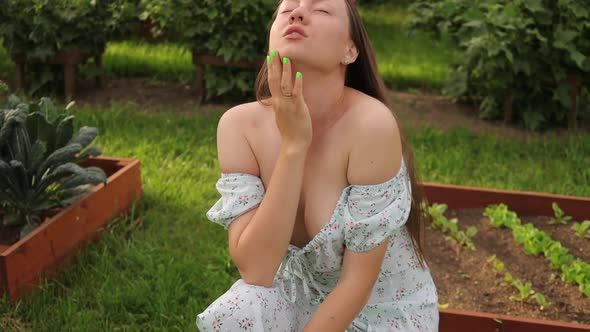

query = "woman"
[196,0,439,331]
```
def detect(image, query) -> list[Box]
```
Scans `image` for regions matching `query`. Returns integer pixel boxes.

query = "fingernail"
[267,55,271,63]
[271,50,277,57]
[283,57,288,65]
[296,72,302,79]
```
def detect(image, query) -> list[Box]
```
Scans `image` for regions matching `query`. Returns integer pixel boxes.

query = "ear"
[342,44,359,65]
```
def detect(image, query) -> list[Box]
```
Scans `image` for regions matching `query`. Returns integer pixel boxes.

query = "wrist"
[280,143,309,157]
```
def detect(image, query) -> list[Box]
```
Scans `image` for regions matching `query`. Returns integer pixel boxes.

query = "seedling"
[502,272,552,310]
[549,202,572,225]
[531,293,551,310]
[571,220,590,239]
[427,203,477,252]
[486,255,505,275]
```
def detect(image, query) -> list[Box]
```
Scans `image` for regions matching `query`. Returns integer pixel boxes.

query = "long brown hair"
[255,0,430,271]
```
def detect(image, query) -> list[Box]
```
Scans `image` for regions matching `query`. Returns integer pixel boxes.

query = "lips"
[283,26,307,39]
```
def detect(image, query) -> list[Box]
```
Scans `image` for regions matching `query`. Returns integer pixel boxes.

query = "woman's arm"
[217,104,308,287]
[304,104,403,331]
[303,241,389,331]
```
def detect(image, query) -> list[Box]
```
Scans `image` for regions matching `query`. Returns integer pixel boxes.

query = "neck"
[291,64,347,141]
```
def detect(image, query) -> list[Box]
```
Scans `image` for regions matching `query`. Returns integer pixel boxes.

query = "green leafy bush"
[0,0,138,59]
[139,0,275,100]
[0,81,7,96]
[0,0,139,97]
[408,0,590,131]
[0,95,107,240]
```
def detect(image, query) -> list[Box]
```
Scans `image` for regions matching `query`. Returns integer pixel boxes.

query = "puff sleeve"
[343,160,412,252]
[205,173,265,230]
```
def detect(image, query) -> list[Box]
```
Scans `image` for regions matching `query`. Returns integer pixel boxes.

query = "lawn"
[359,3,456,90]
[0,101,588,331]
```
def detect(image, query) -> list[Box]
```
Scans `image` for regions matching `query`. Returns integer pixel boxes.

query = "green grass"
[94,41,194,84]
[360,4,456,91]
[0,103,588,331]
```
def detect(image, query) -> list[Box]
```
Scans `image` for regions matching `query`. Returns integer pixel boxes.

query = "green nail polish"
[271,50,277,57]
[283,57,288,64]
[267,55,271,63]
[296,72,302,79]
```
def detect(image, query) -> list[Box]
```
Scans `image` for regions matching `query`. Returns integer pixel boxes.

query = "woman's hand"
[267,50,312,153]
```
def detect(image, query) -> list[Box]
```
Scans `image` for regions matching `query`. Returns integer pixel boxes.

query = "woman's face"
[268,0,354,71]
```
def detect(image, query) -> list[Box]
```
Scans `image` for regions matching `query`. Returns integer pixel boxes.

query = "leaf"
[57,166,107,191]
[523,0,544,13]
[20,221,39,239]
[29,140,47,175]
[35,162,90,196]
[26,112,52,149]
[65,101,76,111]
[55,115,75,149]
[553,27,577,50]
[36,143,83,179]
[68,127,99,149]
[76,145,102,161]
[5,95,21,109]
[569,49,586,68]
[59,184,95,206]
[9,160,28,198]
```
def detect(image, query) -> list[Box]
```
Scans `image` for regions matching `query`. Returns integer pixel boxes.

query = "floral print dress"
[196,158,439,331]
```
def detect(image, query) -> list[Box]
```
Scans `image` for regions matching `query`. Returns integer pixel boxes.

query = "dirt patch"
[390,91,590,140]
[74,77,217,113]
[424,207,590,325]
[0,313,30,332]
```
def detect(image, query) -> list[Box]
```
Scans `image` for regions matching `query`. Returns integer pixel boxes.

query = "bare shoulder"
[345,89,403,185]
[219,100,269,125]
[345,89,398,131]
[216,101,269,176]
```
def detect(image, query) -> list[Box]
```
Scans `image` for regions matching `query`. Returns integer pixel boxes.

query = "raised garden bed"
[419,182,590,331]
[13,48,105,101]
[0,156,142,303]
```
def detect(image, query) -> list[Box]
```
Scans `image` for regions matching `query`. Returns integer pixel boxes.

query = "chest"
[246,113,352,248]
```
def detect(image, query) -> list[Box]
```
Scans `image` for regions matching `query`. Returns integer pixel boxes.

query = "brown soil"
[0,222,21,246]
[74,77,212,113]
[390,91,590,140]
[424,208,590,325]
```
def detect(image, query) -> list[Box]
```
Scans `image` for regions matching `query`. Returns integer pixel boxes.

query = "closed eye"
[316,9,330,14]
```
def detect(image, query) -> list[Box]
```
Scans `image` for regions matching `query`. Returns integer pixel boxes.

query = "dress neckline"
[220,158,408,254]
[288,157,408,254]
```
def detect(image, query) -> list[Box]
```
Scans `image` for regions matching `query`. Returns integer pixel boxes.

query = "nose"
[288,6,307,24]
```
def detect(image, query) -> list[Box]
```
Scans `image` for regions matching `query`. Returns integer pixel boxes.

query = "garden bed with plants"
[424,200,590,325]
[0,94,142,302]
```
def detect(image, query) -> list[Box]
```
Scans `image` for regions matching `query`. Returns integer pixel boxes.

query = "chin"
[277,44,308,63]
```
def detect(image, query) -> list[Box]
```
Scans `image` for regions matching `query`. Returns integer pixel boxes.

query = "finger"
[280,56,293,97]
[267,50,281,98]
[292,71,303,100]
